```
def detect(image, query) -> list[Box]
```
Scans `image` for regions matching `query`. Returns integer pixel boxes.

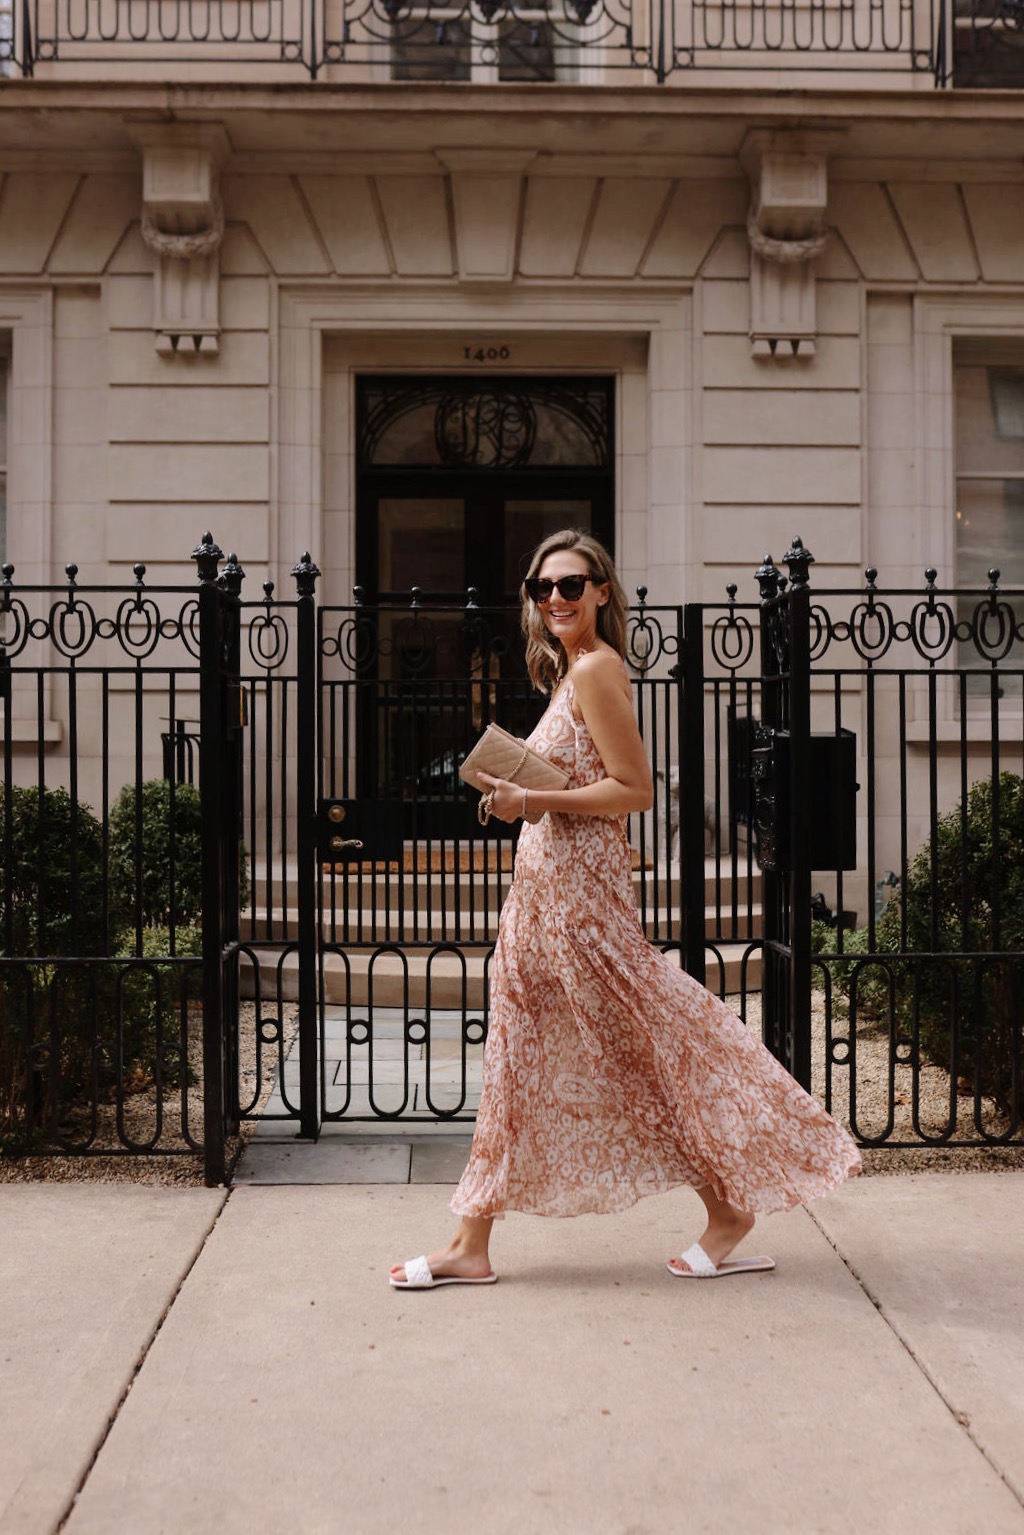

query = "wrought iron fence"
[0,0,968,82]
[0,543,243,1179]
[704,541,1024,1148]
[4,537,1022,1181]
[239,584,688,1130]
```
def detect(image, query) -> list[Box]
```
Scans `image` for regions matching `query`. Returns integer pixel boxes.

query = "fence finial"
[783,536,815,590]
[221,552,245,595]
[291,552,321,598]
[755,553,780,602]
[192,532,223,584]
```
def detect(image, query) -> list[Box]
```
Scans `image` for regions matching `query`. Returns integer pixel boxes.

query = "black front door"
[353,375,615,832]
[356,375,615,602]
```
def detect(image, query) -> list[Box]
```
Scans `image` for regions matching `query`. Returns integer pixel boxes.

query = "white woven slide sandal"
[390,1255,499,1289]
[667,1241,776,1279]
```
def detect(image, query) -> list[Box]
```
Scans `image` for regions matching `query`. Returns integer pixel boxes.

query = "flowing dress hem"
[449,1144,862,1222]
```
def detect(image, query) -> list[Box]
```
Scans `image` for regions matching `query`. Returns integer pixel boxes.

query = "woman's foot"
[667,1200,755,1276]
[389,1236,493,1287]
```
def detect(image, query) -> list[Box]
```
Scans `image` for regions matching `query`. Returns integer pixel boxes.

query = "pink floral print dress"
[451,674,862,1220]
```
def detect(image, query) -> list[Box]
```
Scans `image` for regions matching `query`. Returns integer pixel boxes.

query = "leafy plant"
[109,779,248,930]
[109,780,205,928]
[114,923,204,1093]
[1,784,129,1149]
[816,772,1024,1111]
[1,777,240,1153]
[1,783,127,957]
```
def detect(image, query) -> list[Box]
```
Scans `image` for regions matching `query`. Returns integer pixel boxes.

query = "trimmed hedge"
[2,779,245,1153]
[815,771,1024,1113]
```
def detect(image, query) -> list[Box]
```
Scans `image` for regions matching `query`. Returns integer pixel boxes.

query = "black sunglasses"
[523,574,599,603]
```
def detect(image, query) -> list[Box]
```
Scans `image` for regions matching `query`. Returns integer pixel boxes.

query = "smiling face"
[535,547,610,660]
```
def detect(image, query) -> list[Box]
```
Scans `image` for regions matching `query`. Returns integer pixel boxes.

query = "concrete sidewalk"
[2,1171,1023,1535]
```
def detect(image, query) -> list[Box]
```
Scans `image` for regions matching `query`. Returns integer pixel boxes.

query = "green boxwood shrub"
[2,777,245,1153]
[816,771,1024,1112]
[1,783,127,956]
[1,784,128,1148]
[109,779,248,930]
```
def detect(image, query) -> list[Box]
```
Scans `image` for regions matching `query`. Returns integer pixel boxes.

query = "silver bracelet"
[521,786,529,819]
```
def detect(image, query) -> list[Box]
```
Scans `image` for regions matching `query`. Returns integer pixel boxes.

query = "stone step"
[251,857,763,911]
[240,942,763,1008]
[241,905,765,944]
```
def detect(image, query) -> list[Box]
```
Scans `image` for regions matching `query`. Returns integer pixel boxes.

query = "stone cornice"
[2,79,1024,124]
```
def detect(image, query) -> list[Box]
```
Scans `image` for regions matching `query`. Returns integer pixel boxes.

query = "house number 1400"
[463,345,511,362]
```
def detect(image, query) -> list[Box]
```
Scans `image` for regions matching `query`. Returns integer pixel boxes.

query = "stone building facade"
[0,33,1023,881]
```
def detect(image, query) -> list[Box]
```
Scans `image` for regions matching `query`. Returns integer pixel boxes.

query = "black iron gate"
[229,535,1024,1156]
[692,539,1023,1149]
[4,536,1022,1182]
[247,582,694,1137]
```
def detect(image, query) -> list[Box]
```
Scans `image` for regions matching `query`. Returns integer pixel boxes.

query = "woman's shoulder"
[570,647,630,695]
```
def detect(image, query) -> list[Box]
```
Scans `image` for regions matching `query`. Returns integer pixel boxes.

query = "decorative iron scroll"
[781,564,1024,670]
[5,0,944,80]
[953,0,1024,85]
[625,587,682,673]
[322,601,515,675]
[358,376,612,472]
[0,561,202,662]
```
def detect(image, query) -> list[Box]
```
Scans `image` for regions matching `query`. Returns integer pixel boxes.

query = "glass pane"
[498,18,556,79]
[359,378,611,471]
[391,17,471,79]
[0,357,6,560]
[956,478,1024,697]
[503,499,593,595]
[378,497,464,594]
[955,364,1024,475]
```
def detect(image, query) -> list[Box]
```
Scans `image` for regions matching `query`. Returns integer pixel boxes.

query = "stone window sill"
[904,717,1024,747]
[0,712,64,745]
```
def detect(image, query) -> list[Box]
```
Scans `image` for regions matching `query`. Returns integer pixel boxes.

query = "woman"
[390,530,860,1289]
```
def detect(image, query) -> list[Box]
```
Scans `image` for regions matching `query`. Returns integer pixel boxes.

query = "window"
[0,344,7,563]
[390,9,574,81]
[0,0,11,77]
[954,343,1024,697]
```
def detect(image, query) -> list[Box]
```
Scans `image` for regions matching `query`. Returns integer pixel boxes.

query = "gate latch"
[320,801,364,861]
[318,798,404,865]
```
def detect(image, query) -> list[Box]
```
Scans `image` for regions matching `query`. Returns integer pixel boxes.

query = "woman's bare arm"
[479,650,653,821]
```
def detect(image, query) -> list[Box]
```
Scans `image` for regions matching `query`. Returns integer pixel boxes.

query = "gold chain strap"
[476,746,529,825]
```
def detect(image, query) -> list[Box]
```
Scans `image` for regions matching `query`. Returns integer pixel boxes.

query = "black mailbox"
[751,726,857,873]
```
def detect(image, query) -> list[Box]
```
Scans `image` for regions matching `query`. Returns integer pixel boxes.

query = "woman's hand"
[476,772,525,823]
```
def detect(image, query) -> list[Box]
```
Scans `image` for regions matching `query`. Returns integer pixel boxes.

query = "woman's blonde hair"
[521,529,629,694]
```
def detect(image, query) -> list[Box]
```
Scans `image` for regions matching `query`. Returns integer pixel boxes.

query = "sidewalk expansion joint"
[806,1205,1024,1513]
[53,1188,233,1534]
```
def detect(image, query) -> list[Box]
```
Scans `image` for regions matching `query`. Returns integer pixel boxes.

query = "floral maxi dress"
[451,675,862,1220]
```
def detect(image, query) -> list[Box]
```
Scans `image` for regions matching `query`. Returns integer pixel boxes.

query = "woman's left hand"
[476,772,523,823]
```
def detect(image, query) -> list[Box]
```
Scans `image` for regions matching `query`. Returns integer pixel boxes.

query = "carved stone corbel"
[741,131,838,360]
[130,124,231,356]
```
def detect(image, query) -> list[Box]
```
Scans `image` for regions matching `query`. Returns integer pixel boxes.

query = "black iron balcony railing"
[0,0,1020,83]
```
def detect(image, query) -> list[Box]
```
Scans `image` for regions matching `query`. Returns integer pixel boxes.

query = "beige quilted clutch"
[459,723,569,825]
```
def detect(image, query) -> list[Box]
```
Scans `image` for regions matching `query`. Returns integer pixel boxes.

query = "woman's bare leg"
[668,1184,755,1273]
[390,1214,495,1284]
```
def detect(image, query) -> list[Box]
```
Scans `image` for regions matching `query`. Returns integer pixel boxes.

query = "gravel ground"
[2,992,1020,1184]
[0,1003,298,1187]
